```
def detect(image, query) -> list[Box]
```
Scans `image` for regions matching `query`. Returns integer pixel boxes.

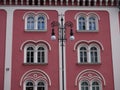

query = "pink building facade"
[0,0,120,90]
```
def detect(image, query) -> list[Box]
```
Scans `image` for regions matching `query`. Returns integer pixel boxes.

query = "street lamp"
[51,16,75,90]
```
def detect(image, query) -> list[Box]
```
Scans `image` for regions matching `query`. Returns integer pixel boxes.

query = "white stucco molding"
[75,69,106,86]
[20,69,51,86]
[73,40,104,51]
[23,11,50,20]
[20,40,51,51]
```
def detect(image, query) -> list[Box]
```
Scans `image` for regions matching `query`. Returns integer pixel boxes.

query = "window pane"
[81,82,89,90]
[89,17,96,30]
[37,82,45,90]
[37,47,45,63]
[26,47,34,63]
[27,16,34,30]
[92,82,100,90]
[38,16,45,30]
[26,82,34,90]
[90,47,98,63]
[78,17,86,30]
[80,47,87,63]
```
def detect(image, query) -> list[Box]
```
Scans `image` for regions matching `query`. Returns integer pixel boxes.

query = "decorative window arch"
[75,12,99,32]
[75,69,106,90]
[75,40,103,64]
[23,12,49,32]
[21,40,51,64]
[21,69,51,90]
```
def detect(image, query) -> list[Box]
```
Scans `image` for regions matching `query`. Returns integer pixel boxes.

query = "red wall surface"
[65,10,114,90]
[11,9,114,90]
[12,10,59,90]
[0,10,6,90]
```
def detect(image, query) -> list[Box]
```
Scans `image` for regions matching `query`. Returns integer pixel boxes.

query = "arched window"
[78,17,86,30]
[76,42,102,64]
[80,47,87,63]
[81,81,89,90]
[24,80,47,90]
[37,47,45,63]
[27,16,35,30]
[89,17,96,30]
[26,81,34,90]
[24,43,48,64]
[26,47,34,63]
[24,12,49,31]
[92,81,100,90]
[90,47,98,63]
[37,81,45,90]
[75,13,99,32]
[38,16,45,30]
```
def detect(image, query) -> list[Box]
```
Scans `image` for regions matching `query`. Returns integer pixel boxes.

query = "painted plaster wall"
[0,10,6,90]
[11,10,59,90]
[65,10,114,90]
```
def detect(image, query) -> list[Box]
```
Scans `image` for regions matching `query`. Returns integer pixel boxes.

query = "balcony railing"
[0,0,119,6]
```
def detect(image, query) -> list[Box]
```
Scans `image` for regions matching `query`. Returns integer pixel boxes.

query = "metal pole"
[61,17,65,90]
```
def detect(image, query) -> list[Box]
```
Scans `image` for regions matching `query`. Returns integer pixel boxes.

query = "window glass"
[81,82,89,90]
[37,47,45,63]
[38,16,45,30]
[90,47,98,63]
[27,16,35,30]
[26,47,34,63]
[89,17,96,30]
[78,17,86,30]
[37,82,45,90]
[80,47,87,63]
[26,82,34,90]
[92,82,100,90]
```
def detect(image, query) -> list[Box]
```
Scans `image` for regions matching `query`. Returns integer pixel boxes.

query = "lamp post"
[51,16,75,90]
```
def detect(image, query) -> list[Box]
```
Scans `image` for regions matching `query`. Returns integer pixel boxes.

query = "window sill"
[25,29,47,32]
[76,30,99,32]
[77,62,101,65]
[23,63,48,65]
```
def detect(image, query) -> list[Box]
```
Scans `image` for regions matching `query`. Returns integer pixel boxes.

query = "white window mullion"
[88,47,91,63]
[21,0,23,5]
[86,17,89,30]
[35,16,37,30]
[35,47,38,63]
[34,82,37,90]
[77,0,80,6]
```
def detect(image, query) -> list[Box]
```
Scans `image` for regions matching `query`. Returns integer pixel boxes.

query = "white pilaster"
[3,8,13,90]
[109,8,120,90]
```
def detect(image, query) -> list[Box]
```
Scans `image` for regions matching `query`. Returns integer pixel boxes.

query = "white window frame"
[76,14,99,32]
[24,43,48,64]
[77,44,88,64]
[24,44,35,64]
[36,44,48,64]
[77,43,101,64]
[80,80,90,90]
[24,13,47,32]
[23,80,35,90]
[77,15,87,31]
[23,80,48,90]
[79,80,102,90]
